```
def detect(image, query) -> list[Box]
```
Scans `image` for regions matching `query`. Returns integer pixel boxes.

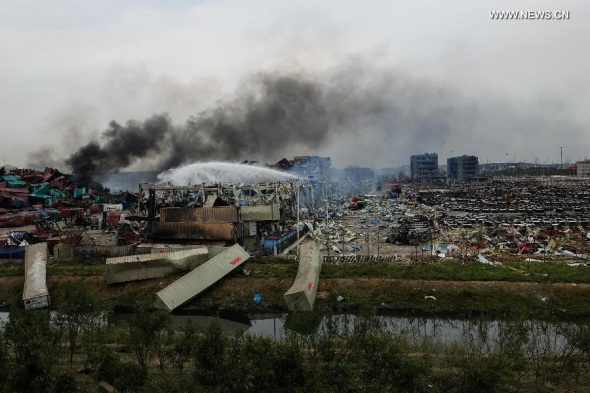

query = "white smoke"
[157,161,298,185]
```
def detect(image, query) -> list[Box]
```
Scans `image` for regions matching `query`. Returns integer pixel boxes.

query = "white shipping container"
[154,244,250,311]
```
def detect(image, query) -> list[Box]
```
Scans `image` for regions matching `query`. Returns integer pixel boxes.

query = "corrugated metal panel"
[54,244,134,261]
[23,243,49,301]
[106,248,209,284]
[207,246,229,258]
[150,222,235,240]
[284,242,322,311]
[107,247,208,264]
[54,243,73,260]
[160,207,238,223]
[136,243,207,255]
[107,261,178,284]
[240,204,279,221]
[154,244,250,312]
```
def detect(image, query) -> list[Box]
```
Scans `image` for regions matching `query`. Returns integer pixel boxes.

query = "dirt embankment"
[3,273,590,317]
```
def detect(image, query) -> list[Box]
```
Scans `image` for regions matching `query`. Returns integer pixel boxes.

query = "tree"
[4,307,63,392]
[170,321,197,375]
[128,300,171,373]
[54,280,104,367]
[193,319,227,386]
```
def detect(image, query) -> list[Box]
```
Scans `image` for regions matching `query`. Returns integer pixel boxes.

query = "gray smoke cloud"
[61,62,588,181]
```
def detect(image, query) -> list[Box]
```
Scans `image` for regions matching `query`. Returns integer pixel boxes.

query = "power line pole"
[560,147,563,165]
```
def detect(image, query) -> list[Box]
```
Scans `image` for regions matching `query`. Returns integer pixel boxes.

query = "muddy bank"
[2,274,590,317]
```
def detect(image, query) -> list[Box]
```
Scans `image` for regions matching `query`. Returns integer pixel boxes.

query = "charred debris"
[386,177,590,261]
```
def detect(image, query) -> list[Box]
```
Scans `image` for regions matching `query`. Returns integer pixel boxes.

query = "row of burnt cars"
[441,214,590,229]
[419,178,590,230]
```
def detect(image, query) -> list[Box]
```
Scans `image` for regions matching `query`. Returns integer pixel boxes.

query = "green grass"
[316,261,590,284]
[0,266,22,277]
[47,265,106,276]
[3,259,590,284]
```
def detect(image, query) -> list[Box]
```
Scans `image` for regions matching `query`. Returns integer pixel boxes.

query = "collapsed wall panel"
[154,244,250,312]
[284,241,323,311]
[159,207,238,223]
[150,222,236,240]
[23,242,50,310]
[136,243,209,255]
[240,203,279,221]
[106,248,209,284]
[54,244,134,261]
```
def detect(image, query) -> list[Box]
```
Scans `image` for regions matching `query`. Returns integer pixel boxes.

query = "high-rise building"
[410,153,439,182]
[577,160,590,177]
[447,155,479,182]
[292,156,331,180]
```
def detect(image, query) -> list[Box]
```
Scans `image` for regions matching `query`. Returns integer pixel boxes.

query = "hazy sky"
[1,0,589,169]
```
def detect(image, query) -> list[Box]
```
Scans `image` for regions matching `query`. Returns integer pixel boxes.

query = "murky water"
[0,310,582,355]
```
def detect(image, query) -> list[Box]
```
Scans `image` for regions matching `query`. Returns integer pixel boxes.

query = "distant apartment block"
[343,166,375,181]
[410,153,439,183]
[577,160,590,177]
[447,155,480,182]
[293,156,331,180]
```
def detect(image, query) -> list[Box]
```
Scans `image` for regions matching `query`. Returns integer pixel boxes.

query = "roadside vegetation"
[3,259,590,315]
[2,282,590,392]
[239,260,590,284]
[3,258,590,284]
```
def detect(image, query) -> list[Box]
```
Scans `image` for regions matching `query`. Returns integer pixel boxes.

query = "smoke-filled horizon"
[5,1,590,172]
[60,63,588,183]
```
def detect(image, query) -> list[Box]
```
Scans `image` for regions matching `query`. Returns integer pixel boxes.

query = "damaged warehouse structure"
[145,181,321,254]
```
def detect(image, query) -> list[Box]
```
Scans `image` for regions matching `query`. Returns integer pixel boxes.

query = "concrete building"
[447,155,480,182]
[343,166,375,181]
[293,156,331,180]
[577,160,590,177]
[410,153,439,183]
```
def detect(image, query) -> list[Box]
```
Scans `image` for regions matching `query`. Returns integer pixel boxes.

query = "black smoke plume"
[66,115,172,184]
[67,74,333,181]
[65,64,587,181]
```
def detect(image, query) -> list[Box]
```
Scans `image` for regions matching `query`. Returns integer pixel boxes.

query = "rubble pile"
[0,166,147,258]
[395,178,590,260]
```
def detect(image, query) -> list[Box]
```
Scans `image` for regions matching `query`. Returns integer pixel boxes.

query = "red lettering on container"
[230,257,242,265]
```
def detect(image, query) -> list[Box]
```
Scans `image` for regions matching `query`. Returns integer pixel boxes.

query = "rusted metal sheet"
[284,241,322,311]
[159,207,238,223]
[154,244,250,312]
[54,244,134,261]
[23,243,50,309]
[106,248,209,284]
[240,203,279,221]
[150,222,235,241]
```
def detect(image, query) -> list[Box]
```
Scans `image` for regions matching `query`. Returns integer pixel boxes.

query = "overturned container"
[23,243,50,310]
[154,244,250,312]
[284,241,323,311]
[106,247,209,284]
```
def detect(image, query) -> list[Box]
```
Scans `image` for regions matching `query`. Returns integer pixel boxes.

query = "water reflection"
[0,310,581,355]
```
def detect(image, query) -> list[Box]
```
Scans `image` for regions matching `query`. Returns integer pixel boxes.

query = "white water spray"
[157,162,298,184]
